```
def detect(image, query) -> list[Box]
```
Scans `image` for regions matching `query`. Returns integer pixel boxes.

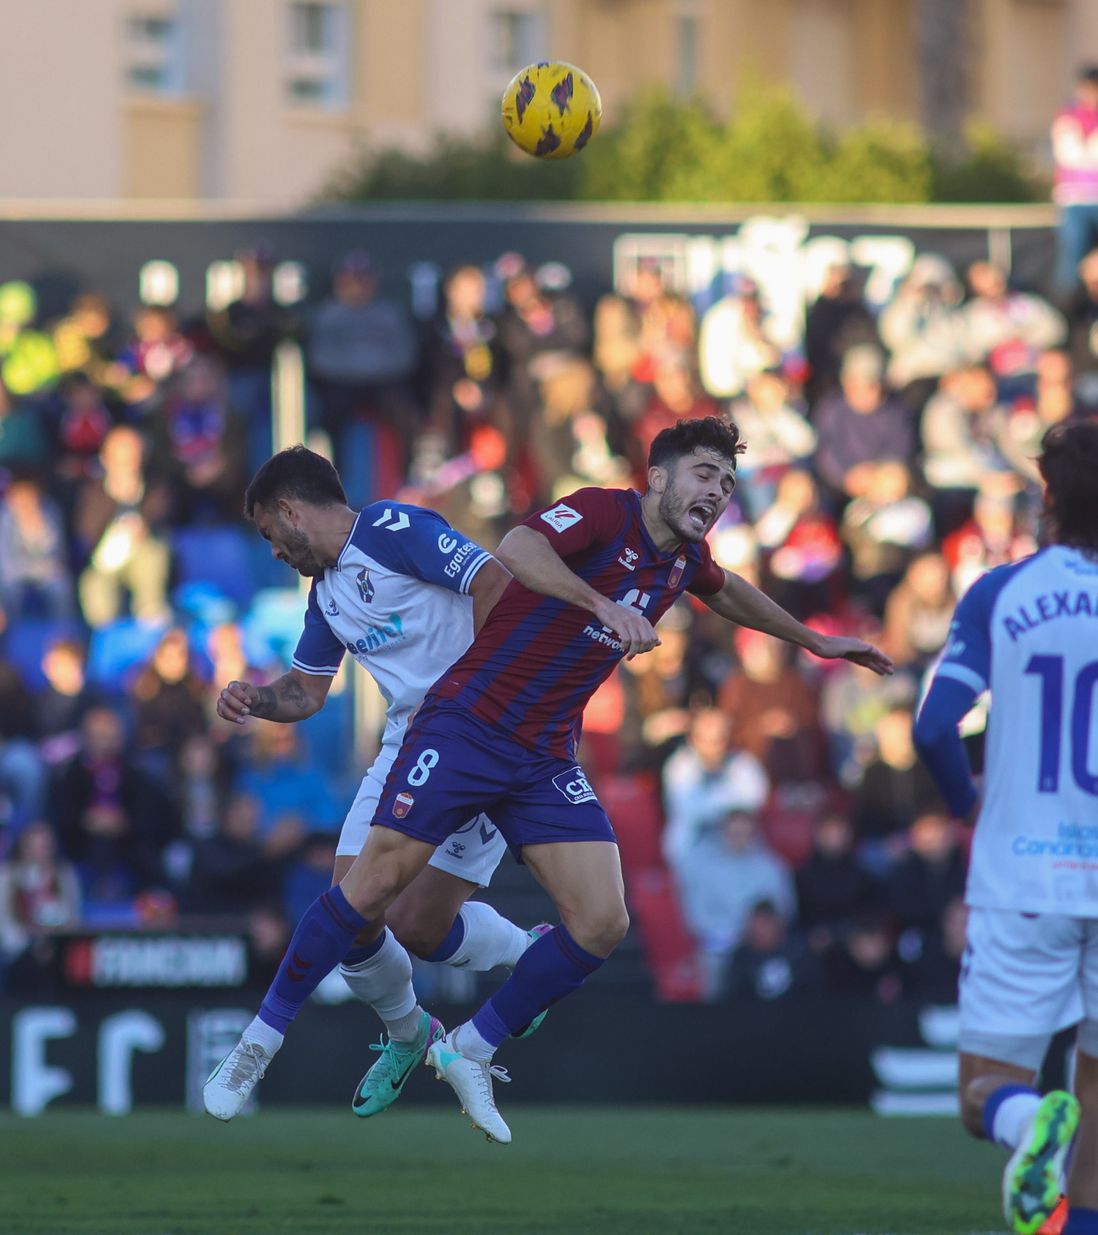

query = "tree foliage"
[324,82,1045,206]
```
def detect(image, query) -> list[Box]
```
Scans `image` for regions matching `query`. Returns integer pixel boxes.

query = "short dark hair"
[244,445,347,518]
[1079,64,1098,86]
[647,416,745,473]
[1039,420,1098,553]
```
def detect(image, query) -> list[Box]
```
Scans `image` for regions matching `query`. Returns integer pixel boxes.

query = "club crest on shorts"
[667,555,686,589]
[357,567,375,603]
[551,766,598,805]
[393,791,414,818]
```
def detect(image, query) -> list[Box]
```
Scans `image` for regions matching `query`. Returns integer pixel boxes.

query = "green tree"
[930,124,1045,203]
[577,90,720,201]
[322,81,1044,205]
[814,121,934,204]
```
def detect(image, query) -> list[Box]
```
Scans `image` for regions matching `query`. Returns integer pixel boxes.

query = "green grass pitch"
[0,1106,1012,1235]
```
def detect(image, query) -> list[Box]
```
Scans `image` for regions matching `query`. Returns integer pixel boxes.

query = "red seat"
[596,771,664,870]
[761,804,817,867]
[626,867,704,1002]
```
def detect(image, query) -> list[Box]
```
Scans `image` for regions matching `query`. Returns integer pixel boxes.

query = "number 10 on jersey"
[1025,655,1098,795]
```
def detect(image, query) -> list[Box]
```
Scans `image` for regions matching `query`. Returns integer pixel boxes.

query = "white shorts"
[959,907,1098,1066]
[335,741,507,887]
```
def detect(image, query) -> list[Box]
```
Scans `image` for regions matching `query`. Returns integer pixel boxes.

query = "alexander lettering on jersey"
[1002,588,1098,641]
[345,612,405,654]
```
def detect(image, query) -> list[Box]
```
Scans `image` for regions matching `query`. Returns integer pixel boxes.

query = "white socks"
[339,929,422,1041]
[444,902,532,971]
[991,1091,1042,1150]
[337,909,537,1043]
[452,1020,496,1063]
[245,1015,284,1056]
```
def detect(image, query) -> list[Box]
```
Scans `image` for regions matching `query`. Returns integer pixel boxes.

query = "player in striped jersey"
[207,417,892,1141]
[914,422,1098,1235]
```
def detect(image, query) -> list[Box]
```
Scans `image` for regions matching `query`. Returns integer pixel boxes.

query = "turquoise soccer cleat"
[352,1011,445,1118]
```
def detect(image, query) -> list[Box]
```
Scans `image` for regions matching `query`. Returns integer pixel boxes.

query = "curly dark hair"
[244,445,347,518]
[1038,421,1098,553]
[647,416,746,473]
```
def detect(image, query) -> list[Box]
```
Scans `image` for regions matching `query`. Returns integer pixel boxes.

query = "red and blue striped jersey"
[427,486,726,758]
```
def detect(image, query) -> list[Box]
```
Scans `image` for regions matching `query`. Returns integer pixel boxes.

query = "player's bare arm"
[469,557,512,634]
[494,524,659,657]
[217,667,332,725]
[702,569,894,676]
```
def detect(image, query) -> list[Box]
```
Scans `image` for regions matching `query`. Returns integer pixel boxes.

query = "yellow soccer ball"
[501,61,602,160]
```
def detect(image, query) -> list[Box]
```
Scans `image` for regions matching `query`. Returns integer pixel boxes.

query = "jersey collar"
[334,511,363,572]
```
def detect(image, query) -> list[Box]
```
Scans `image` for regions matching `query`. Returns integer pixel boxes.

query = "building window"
[676,12,698,98]
[488,7,546,75]
[286,1,349,107]
[124,7,186,95]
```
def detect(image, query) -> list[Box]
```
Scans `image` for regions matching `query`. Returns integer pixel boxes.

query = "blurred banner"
[0,205,1057,324]
[2,990,961,1115]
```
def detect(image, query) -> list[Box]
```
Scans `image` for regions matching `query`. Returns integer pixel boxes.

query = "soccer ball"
[501,61,602,160]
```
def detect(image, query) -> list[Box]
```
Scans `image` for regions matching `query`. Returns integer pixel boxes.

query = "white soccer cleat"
[203,1037,275,1122]
[426,1031,513,1145]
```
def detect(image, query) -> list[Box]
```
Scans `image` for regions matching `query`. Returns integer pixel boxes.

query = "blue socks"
[259,886,368,1033]
[472,925,603,1048]
[1065,1208,1098,1235]
[423,914,466,963]
[342,931,386,968]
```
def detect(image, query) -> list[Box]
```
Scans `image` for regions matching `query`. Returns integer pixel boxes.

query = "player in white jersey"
[914,421,1098,1235]
[207,446,546,1121]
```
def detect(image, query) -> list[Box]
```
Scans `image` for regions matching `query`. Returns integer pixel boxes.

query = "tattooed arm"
[216,668,333,726]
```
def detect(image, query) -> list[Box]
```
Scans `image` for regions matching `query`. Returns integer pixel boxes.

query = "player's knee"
[574,903,629,956]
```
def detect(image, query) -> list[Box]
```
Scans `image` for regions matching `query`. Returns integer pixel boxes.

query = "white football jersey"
[292,502,490,746]
[932,545,1098,913]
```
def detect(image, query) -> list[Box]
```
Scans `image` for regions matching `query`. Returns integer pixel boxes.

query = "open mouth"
[687,502,715,531]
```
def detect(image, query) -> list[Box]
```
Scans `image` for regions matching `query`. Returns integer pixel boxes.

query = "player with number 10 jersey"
[914,421,1098,1235]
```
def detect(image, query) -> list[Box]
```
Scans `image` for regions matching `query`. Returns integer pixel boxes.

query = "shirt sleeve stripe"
[291,657,341,676]
[936,662,987,694]
[459,551,492,595]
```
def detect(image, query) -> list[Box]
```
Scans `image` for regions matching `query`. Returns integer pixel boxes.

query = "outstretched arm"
[700,569,894,675]
[494,525,659,657]
[217,668,332,726]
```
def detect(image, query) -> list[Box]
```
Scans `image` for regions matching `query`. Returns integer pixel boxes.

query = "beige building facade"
[1,0,1096,207]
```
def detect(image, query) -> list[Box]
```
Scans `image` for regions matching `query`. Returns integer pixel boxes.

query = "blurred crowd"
[0,230,1095,1004]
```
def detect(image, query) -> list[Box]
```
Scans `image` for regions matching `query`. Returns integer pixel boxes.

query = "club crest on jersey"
[617,547,639,571]
[324,598,339,616]
[667,556,687,589]
[392,791,414,819]
[540,503,583,534]
[356,567,374,603]
[551,767,598,805]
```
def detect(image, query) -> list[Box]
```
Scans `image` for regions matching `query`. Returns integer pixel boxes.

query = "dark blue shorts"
[373,702,616,852]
